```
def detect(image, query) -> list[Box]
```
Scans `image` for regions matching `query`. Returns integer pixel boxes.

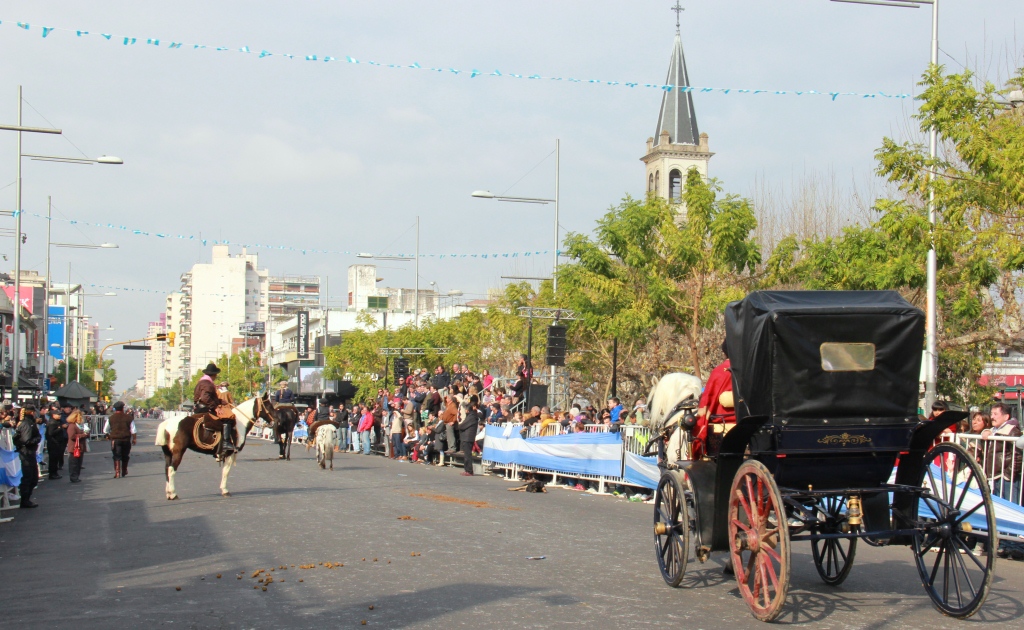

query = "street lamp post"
[471,139,561,293]
[5,86,61,401]
[3,86,122,400]
[830,0,939,409]
[42,194,118,392]
[472,140,563,407]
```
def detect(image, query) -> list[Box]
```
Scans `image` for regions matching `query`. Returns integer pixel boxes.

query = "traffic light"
[167,331,175,347]
[156,333,167,341]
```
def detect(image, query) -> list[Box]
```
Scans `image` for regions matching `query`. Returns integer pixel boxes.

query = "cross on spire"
[671,1,684,34]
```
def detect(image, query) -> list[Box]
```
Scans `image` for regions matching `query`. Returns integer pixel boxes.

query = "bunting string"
[18,210,560,260]
[2,19,911,101]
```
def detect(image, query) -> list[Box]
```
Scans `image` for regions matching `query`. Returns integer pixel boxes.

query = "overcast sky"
[1,0,1020,389]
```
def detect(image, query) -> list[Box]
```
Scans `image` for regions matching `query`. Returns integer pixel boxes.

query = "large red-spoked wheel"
[728,460,791,622]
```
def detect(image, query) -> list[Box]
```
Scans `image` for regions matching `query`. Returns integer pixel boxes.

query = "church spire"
[655,2,699,147]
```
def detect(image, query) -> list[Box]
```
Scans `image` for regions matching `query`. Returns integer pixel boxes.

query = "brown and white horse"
[155,394,276,500]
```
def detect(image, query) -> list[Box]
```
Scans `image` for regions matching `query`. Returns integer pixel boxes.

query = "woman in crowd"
[357,404,374,455]
[66,407,88,483]
[390,403,407,460]
[965,412,992,471]
[458,395,482,476]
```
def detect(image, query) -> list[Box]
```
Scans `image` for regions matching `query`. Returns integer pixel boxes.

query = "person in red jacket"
[692,342,736,460]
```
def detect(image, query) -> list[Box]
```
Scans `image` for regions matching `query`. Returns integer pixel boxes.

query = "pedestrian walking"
[66,408,88,483]
[13,405,43,508]
[104,401,137,478]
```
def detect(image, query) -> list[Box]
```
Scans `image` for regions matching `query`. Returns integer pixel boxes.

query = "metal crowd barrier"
[83,415,106,440]
[956,433,1023,506]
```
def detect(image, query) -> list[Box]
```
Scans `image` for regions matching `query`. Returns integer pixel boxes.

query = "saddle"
[192,411,236,448]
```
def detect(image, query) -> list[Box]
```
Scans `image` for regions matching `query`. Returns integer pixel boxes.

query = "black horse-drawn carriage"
[652,291,997,621]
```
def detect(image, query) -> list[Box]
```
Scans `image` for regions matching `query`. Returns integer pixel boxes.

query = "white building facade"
[181,245,269,376]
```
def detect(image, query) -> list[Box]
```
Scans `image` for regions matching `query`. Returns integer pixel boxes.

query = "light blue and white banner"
[623,451,660,490]
[483,430,623,478]
[0,447,22,488]
[2,18,911,101]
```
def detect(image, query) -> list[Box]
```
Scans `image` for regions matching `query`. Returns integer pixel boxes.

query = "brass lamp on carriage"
[649,291,998,622]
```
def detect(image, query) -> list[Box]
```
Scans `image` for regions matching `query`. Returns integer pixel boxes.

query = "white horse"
[155,395,273,500]
[315,424,338,470]
[646,372,703,465]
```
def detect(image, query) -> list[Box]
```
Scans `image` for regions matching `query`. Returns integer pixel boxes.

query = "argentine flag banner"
[0,446,22,488]
[483,429,623,478]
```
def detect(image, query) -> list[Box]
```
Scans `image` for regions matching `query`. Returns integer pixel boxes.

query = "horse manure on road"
[175,587,181,591]
[216,574,222,579]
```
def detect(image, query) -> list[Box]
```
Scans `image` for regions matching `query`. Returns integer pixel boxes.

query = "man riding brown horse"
[193,363,237,462]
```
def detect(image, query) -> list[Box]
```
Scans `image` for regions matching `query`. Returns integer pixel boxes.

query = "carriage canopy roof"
[724,291,924,424]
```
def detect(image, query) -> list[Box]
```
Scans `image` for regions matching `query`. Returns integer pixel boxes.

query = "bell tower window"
[648,173,654,192]
[669,169,682,202]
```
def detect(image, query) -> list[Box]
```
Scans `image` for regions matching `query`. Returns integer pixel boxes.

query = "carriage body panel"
[724,290,925,490]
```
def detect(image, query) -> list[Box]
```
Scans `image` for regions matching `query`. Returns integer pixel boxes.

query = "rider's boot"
[221,424,237,459]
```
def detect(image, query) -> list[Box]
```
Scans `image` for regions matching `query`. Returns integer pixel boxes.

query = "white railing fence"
[955,433,1023,506]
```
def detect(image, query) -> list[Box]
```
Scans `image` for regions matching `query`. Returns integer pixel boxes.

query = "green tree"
[51,351,117,400]
[559,170,760,381]
[762,63,1024,405]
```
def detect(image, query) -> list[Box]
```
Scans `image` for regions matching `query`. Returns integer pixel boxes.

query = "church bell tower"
[641,2,712,205]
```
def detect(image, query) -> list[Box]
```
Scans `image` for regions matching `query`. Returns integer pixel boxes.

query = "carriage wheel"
[810,495,857,586]
[728,460,791,622]
[912,442,997,619]
[654,471,690,587]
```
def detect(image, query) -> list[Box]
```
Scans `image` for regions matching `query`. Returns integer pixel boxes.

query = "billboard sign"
[2,286,33,313]
[296,311,309,359]
[298,366,325,394]
[48,305,65,360]
[238,321,266,335]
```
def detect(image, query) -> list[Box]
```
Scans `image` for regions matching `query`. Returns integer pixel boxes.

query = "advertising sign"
[2,285,34,313]
[238,321,266,335]
[48,305,65,360]
[299,366,325,394]
[297,311,309,359]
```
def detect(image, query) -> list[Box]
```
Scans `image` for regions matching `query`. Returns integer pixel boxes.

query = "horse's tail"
[155,419,170,446]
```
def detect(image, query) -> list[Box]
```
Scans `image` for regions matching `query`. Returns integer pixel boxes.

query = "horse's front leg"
[162,446,173,499]
[220,453,235,496]
[167,448,184,500]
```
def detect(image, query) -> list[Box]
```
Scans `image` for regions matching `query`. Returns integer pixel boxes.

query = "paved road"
[2,419,1022,629]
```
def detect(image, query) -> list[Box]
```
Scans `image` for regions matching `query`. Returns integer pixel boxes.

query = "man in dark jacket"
[105,401,137,478]
[45,407,68,479]
[430,365,450,391]
[13,406,43,508]
[458,396,481,476]
[271,381,295,404]
[193,363,235,461]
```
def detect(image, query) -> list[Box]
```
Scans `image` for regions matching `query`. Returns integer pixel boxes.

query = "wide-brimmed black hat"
[203,363,221,376]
